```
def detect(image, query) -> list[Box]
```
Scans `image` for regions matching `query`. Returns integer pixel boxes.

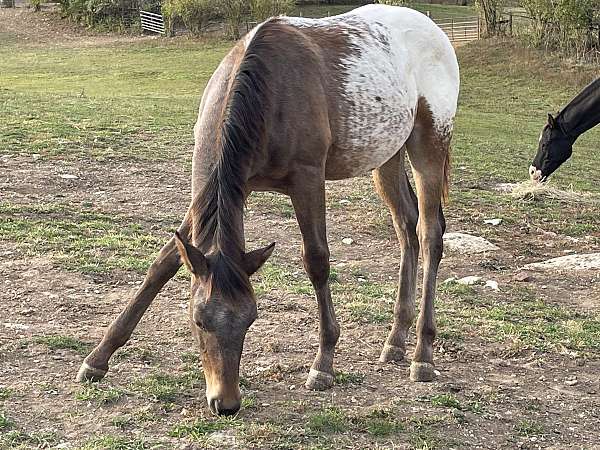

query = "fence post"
[509,12,513,36]
[451,18,454,42]
[426,10,430,18]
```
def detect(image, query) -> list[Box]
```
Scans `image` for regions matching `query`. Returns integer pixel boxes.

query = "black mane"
[557,77,600,138]
[190,28,272,295]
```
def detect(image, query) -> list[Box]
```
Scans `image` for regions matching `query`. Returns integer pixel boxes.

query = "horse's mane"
[557,77,600,137]
[190,26,272,296]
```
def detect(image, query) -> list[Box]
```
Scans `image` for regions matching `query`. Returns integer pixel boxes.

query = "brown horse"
[77,4,460,416]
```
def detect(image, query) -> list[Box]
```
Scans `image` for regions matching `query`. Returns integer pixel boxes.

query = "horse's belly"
[324,115,413,180]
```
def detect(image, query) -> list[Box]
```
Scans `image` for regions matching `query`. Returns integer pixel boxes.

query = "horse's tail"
[442,147,451,205]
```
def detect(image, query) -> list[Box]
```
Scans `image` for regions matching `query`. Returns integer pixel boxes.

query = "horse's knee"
[419,225,443,263]
[303,244,330,288]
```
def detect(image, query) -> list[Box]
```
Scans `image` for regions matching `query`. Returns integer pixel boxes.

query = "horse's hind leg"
[289,172,340,391]
[76,215,189,382]
[405,98,451,382]
[373,149,419,363]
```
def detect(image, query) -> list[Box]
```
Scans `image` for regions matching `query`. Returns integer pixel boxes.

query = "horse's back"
[280,5,459,179]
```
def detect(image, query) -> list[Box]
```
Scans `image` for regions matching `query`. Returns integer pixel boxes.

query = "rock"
[442,277,457,284]
[485,280,499,291]
[443,232,500,254]
[484,218,502,226]
[457,276,482,285]
[59,174,78,179]
[339,199,351,205]
[564,378,578,386]
[514,271,532,282]
[342,238,354,245]
[524,253,600,271]
[3,322,29,330]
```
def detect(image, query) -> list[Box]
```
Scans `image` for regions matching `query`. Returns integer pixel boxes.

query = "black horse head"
[529,113,574,182]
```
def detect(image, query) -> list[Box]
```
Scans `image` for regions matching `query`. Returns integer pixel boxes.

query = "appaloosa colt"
[530,77,600,181]
[78,5,460,416]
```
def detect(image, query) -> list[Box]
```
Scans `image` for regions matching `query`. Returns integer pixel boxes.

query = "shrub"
[249,0,293,22]
[221,0,246,39]
[162,0,219,36]
[30,0,42,12]
[520,0,600,59]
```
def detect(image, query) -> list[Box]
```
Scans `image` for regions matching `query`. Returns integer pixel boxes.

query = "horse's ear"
[243,243,275,276]
[547,113,556,128]
[174,231,207,276]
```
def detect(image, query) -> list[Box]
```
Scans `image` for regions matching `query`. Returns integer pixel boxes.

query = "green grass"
[79,435,152,450]
[0,411,11,430]
[0,40,230,161]
[307,407,349,433]
[170,417,239,439]
[0,387,11,400]
[75,383,125,405]
[0,202,167,273]
[131,370,204,402]
[514,419,544,437]
[33,335,91,354]
[334,370,364,385]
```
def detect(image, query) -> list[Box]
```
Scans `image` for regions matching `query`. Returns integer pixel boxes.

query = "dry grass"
[509,180,600,203]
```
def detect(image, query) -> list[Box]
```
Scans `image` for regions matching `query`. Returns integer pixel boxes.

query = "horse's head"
[174,232,274,416]
[530,113,573,182]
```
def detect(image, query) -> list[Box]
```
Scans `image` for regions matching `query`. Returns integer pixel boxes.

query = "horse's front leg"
[76,215,190,382]
[289,172,340,391]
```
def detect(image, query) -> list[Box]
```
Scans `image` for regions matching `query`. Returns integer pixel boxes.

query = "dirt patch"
[2,154,600,449]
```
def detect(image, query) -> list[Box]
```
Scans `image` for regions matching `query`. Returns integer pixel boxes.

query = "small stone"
[514,271,532,282]
[342,238,354,245]
[339,199,351,205]
[485,280,499,291]
[457,276,482,285]
[484,218,502,226]
[59,174,78,179]
[564,378,578,386]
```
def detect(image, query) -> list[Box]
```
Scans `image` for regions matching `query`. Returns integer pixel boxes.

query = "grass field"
[1,6,600,450]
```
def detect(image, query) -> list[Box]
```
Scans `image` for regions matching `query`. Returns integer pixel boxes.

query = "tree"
[476,0,504,35]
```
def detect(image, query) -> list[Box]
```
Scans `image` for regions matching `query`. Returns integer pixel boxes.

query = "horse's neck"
[559,78,600,139]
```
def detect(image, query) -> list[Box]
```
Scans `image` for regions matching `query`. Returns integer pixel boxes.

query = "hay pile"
[509,181,599,204]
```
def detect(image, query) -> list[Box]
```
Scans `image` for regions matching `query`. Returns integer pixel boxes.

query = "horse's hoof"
[379,344,405,363]
[409,362,436,382]
[305,369,334,391]
[76,362,107,382]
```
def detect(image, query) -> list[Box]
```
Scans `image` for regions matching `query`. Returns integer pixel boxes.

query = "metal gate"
[140,10,165,35]
[436,17,481,45]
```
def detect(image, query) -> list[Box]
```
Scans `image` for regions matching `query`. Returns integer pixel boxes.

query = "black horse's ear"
[174,231,207,276]
[547,113,556,128]
[243,243,275,276]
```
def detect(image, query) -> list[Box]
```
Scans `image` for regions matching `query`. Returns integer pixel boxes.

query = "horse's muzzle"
[529,165,544,182]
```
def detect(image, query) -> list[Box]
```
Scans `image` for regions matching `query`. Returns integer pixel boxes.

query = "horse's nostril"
[208,397,240,416]
[209,397,219,415]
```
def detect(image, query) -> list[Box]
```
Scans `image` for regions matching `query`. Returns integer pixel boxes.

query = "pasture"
[1,6,600,449]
